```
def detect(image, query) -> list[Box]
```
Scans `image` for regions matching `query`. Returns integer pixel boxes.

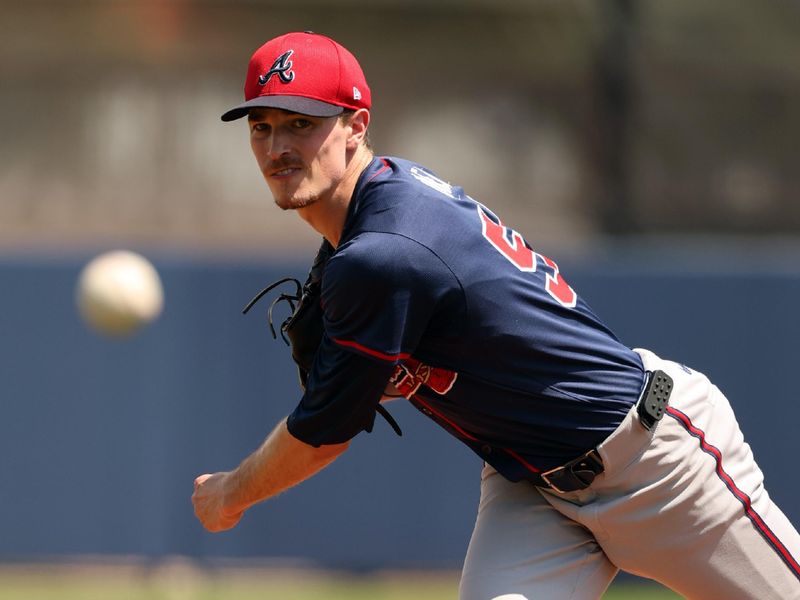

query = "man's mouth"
[269,164,303,178]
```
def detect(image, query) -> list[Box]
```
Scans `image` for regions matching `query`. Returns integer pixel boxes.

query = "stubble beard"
[265,157,322,211]
[272,190,319,211]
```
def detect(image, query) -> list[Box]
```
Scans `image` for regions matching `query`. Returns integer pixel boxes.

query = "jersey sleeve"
[286,333,396,446]
[286,232,459,446]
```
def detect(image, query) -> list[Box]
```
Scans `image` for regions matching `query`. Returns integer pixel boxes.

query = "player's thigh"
[600,383,800,599]
[672,497,800,600]
[459,464,617,600]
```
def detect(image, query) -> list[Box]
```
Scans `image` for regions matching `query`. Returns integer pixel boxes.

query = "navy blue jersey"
[287,157,645,482]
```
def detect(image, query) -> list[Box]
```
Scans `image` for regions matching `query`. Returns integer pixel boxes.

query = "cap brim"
[221,96,345,121]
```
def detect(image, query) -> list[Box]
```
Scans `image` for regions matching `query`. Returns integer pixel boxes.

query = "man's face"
[248,108,350,210]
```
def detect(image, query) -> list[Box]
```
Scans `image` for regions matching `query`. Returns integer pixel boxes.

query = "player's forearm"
[227,418,349,512]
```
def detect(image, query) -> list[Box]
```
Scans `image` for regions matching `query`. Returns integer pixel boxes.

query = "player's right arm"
[193,234,444,531]
[193,337,396,533]
[192,417,349,532]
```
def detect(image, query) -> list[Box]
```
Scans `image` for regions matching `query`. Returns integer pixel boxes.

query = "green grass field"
[0,562,683,600]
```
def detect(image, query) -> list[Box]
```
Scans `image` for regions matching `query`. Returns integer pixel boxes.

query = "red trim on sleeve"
[331,336,411,362]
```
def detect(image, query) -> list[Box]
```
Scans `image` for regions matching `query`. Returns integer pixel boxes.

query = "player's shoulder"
[360,156,466,202]
[329,231,441,283]
[322,231,459,315]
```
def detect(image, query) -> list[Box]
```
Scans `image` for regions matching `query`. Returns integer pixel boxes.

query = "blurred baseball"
[76,250,164,337]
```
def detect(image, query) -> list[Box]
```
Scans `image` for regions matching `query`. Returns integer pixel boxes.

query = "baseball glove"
[243,239,403,436]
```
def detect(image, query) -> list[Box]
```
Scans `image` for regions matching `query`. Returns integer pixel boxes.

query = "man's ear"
[346,108,370,149]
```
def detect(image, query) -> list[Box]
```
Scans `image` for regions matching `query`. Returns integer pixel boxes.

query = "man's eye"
[252,123,269,132]
[292,119,312,129]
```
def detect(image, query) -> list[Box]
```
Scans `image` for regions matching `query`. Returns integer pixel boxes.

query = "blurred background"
[1,0,799,597]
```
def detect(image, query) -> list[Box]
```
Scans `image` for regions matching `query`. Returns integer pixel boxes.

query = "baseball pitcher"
[192,31,800,599]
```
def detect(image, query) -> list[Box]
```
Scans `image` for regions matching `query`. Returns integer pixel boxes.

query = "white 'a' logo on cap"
[353,87,362,101]
[259,50,295,85]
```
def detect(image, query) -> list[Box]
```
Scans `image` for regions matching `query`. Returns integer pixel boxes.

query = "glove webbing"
[242,276,302,343]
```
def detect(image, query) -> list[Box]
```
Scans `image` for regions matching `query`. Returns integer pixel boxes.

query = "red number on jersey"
[477,205,577,308]
[539,255,577,308]
[478,205,536,271]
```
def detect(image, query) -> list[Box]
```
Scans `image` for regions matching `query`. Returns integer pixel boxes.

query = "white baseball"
[76,250,164,337]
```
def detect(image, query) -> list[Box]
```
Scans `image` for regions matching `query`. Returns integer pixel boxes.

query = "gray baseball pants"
[459,348,800,599]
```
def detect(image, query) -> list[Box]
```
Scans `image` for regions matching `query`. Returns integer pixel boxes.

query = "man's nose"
[267,130,291,159]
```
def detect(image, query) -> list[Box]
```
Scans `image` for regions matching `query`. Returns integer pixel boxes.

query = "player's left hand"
[192,472,245,532]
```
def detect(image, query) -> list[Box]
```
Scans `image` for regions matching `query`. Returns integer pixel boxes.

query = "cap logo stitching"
[258,50,295,86]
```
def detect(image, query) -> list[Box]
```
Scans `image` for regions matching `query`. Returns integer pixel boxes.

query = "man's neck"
[297,147,374,248]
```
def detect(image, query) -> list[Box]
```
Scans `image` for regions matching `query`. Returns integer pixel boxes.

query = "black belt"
[537,370,674,493]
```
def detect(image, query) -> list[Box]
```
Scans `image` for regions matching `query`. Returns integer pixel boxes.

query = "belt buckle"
[540,465,569,493]
[539,449,603,493]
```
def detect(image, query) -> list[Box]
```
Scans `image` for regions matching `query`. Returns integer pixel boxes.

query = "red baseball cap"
[221,31,371,122]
